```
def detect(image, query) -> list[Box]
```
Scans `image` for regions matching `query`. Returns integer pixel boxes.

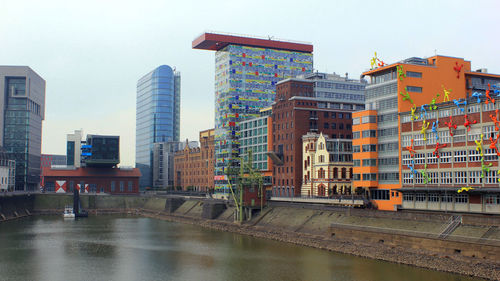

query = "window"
[378,173,399,181]
[338,113,343,119]
[403,173,413,184]
[455,194,468,204]
[353,132,360,139]
[362,130,376,138]
[484,148,499,161]
[352,174,361,181]
[414,153,425,164]
[429,194,439,202]
[454,171,467,184]
[363,159,377,166]
[403,193,414,201]
[442,194,453,203]
[353,160,361,167]
[485,170,498,184]
[440,151,452,163]
[401,135,412,147]
[339,123,344,129]
[353,117,360,125]
[378,157,398,166]
[439,109,451,118]
[406,71,422,78]
[111,181,116,192]
[485,195,498,205]
[323,123,329,129]
[406,86,422,93]
[469,171,482,184]
[453,129,466,143]
[440,172,452,184]
[362,116,376,123]
[415,194,426,202]
[362,144,376,152]
[371,189,390,200]
[353,145,360,153]
[363,173,377,181]
[454,150,467,162]
[128,181,133,192]
[438,131,451,144]
[402,154,412,166]
[120,181,124,192]
[426,152,438,164]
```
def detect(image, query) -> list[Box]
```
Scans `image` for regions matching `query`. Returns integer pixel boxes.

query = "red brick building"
[271,77,363,197]
[174,129,215,191]
[42,167,141,194]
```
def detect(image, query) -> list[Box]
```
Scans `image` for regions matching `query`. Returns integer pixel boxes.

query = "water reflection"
[0,216,481,281]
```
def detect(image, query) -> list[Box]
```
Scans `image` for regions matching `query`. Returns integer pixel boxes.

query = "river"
[0,216,482,281]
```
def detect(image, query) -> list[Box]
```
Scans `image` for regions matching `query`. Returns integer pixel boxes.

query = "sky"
[0,0,499,166]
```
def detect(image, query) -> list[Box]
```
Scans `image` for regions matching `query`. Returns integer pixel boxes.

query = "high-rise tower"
[0,66,45,191]
[136,65,180,188]
[193,32,313,195]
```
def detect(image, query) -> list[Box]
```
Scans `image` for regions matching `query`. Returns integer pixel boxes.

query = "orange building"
[353,55,500,212]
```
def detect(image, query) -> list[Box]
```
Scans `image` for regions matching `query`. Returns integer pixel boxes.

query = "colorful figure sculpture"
[472,91,483,103]
[420,104,428,120]
[397,65,406,81]
[489,136,500,156]
[433,142,447,158]
[410,104,419,121]
[493,84,500,97]
[407,160,419,179]
[370,52,378,69]
[458,186,474,193]
[430,93,440,110]
[481,158,492,178]
[420,164,431,184]
[405,139,416,157]
[453,61,463,78]
[442,85,451,102]
[474,134,484,156]
[399,89,413,104]
[453,99,467,113]
[485,83,495,104]
[421,120,430,141]
[489,109,500,131]
[432,120,439,141]
[445,116,457,136]
[463,114,477,132]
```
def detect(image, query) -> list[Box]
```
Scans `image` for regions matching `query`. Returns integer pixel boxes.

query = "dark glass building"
[0,66,45,191]
[136,65,180,189]
[82,135,119,168]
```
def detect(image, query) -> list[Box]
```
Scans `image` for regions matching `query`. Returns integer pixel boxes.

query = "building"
[41,154,67,169]
[0,147,15,191]
[353,54,500,212]
[193,31,314,196]
[136,65,181,189]
[152,141,184,188]
[43,166,140,194]
[271,74,365,197]
[67,130,83,167]
[40,154,67,188]
[239,107,273,194]
[301,132,353,197]
[0,66,45,191]
[82,135,119,167]
[174,129,215,192]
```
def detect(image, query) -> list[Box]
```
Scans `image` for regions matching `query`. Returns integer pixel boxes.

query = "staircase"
[439,215,462,238]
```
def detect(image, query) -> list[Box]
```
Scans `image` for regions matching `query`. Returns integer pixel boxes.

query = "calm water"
[0,216,481,281]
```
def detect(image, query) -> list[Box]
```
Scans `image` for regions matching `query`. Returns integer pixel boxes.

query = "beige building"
[302,132,353,197]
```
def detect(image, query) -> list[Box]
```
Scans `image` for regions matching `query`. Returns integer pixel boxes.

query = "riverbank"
[5,193,499,280]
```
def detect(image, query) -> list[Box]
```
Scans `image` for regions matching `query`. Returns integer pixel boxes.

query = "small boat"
[63,205,75,219]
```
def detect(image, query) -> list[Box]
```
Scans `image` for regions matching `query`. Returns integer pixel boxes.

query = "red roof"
[43,167,141,178]
[192,32,313,53]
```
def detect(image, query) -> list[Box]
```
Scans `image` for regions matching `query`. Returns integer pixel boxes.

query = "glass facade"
[3,74,44,191]
[136,65,180,188]
[214,45,313,194]
[239,115,269,171]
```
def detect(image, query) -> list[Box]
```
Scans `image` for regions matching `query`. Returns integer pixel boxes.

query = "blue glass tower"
[136,65,180,188]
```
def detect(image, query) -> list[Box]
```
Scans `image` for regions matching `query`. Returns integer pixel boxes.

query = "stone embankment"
[9,193,500,280]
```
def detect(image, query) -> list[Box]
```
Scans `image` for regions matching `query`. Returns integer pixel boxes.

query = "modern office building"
[0,66,45,191]
[82,135,119,167]
[239,107,273,193]
[152,141,185,188]
[0,147,15,191]
[353,55,500,213]
[174,129,215,192]
[136,65,181,189]
[301,132,353,197]
[193,32,314,195]
[67,130,83,167]
[270,73,365,197]
[41,154,67,168]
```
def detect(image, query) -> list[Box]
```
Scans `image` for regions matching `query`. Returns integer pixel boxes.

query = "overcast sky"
[1,0,499,166]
